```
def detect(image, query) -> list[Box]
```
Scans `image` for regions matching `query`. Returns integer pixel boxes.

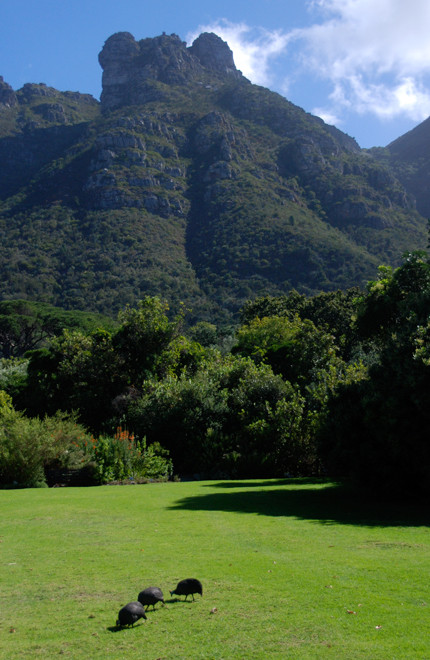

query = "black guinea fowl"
[170,578,203,601]
[116,601,147,628]
[137,586,165,610]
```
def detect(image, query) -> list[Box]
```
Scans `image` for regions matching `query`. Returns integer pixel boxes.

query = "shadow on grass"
[204,478,327,489]
[107,623,146,633]
[170,479,429,527]
[165,597,201,605]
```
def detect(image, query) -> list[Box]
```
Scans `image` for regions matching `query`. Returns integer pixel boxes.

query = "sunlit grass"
[0,479,429,658]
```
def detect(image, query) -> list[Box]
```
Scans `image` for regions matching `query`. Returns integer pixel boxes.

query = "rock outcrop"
[99,31,242,109]
[0,76,17,107]
[189,33,240,78]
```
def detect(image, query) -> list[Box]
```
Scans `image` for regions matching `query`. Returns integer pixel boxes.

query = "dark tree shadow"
[203,478,328,489]
[169,480,429,527]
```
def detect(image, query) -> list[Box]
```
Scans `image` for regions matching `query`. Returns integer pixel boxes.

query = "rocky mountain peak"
[189,32,240,78]
[0,76,18,107]
[99,31,242,109]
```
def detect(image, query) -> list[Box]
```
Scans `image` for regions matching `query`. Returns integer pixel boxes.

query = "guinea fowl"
[116,601,147,628]
[170,578,203,601]
[137,586,165,610]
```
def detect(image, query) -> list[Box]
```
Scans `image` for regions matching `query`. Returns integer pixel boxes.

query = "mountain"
[0,32,427,324]
[379,118,430,219]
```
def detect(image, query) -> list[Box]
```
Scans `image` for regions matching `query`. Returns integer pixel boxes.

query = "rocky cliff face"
[99,31,242,109]
[0,76,17,107]
[0,82,99,200]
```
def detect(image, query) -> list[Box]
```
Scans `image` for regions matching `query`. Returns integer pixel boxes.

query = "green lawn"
[0,479,429,659]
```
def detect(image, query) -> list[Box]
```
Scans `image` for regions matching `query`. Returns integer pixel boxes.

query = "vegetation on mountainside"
[1,251,429,496]
[0,68,427,323]
[374,115,430,218]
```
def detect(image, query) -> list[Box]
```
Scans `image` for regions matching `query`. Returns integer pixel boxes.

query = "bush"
[0,357,28,396]
[0,397,94,488]
[77,427,173,483]
[0,395,173,487]
[0,408,47,487]
[126,355,317,477]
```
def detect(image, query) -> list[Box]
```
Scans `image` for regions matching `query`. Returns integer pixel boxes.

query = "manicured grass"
[0,479,429,659]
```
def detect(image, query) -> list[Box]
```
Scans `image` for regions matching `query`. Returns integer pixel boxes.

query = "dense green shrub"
[0,390,172,487]
[0,396,93,488]
[0,411,48,488]
[127,366,228,475]
[77,428,173,483]
[0,357,28,395]
[126,354,313,477]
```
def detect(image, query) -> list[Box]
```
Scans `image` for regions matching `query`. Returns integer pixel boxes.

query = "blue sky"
[2,0,430,148]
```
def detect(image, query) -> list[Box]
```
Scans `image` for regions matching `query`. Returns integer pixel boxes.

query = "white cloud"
[344,76,430,120]
[312,106,343,126]
[300,0,430,121]
[186,20,294,87]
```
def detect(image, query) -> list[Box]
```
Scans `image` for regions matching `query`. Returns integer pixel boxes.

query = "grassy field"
[0,479,429,659]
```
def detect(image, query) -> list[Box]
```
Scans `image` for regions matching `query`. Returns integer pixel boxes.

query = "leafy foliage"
[113,297,184,381]
[240,287,363,358]
[233,315,338,386]
[0,399,93,488]
[0,390,172,488]
[319,251,430,497]
[0,299,115,358]
[76,427,173,484]
[125,354,308,477]
[1,252,429,498]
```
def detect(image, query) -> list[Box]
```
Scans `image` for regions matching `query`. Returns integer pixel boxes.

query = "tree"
[113,297,184,383]
[240,291,307,324]
[187,321,218,347]
[126,354,310,477]
[355,251,430,343]
[0,300,63,358]
[0,299,114,359]
[21,328,121,431]
[17,297,186,432]
[319,251,430,498]
[233,315,338,388]
[239,287,362,359]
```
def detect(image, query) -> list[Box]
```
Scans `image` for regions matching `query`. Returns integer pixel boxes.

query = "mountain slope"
[384,117,430,218]
[0,32,426,323]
